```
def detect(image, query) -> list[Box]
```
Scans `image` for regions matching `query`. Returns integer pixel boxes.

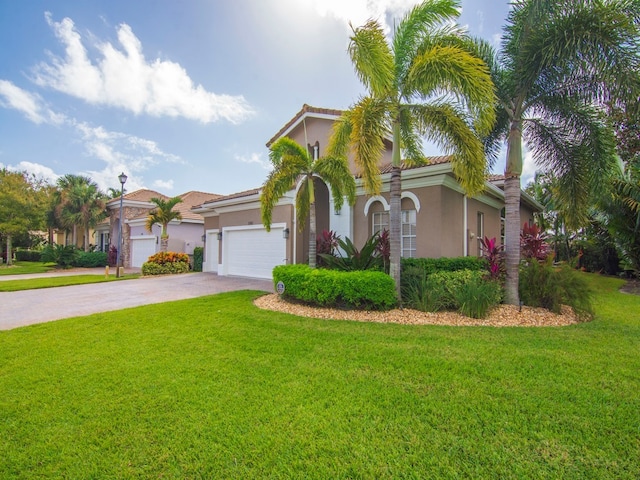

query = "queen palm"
[328,0,496,298]
[261,137,356,268]
[482,0,640,304]
[145,197,183,252]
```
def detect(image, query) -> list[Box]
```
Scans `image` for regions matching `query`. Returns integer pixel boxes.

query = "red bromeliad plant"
[480,236,504,280]
[375,229,390,274]
[316,230,340,267]
[521,223,549,261]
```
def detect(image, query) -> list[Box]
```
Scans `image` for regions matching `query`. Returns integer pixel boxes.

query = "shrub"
[15,250,42,262]
[429,269,489,310]
[193,247,204,272]
[480,236,504,280]
[74,251,108,267]
[400,256,486,294]
[41,244,78,268]
[273,264,397,311]
[141,261,190,276]
[521,223,549,261]
[401,272,448,312]
[519,259,594,320]
[147,251,190,265]
[453,277,503,319]
[316,230,340,267]
[318,233,385,272]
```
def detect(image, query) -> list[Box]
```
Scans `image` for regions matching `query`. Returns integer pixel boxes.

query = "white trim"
[275,111,341,143]
[363,195,390,216]
[401,191,421,212]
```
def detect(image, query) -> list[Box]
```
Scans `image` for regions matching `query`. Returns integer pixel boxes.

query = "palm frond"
[295,179,311,231]
[349,20,394,97]
[314,156,357,212]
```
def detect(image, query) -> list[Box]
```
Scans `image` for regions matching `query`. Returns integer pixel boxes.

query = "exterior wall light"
[217,231,223,241]
[283,228,290,239]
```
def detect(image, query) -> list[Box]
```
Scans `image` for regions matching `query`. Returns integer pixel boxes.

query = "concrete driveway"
[0,272,273,330]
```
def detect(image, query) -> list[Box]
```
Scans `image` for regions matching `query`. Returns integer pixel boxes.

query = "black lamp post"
[116,172,127,278]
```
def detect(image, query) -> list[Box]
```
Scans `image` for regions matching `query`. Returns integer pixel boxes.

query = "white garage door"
[223,226,286,279]
[131,236,157,268]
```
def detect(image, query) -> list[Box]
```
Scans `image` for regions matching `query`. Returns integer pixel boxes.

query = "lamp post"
[116,172,127,278]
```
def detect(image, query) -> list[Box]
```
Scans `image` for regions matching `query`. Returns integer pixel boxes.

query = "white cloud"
[152,179,174,190]
[2,161,60,185]
[235,152,271,170]
[0,79,65,125]
[521,150,538,187]
[32,13,254,124]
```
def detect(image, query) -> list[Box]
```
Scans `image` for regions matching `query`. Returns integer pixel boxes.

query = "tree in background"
[261,137,356,268]
[328,0,496,298]
[481,0,640,304]
[145,197,183,252]
[0,169,45,265]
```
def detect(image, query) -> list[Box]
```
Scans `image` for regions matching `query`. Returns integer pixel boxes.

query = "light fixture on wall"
[283,227,290,239]
[201,234,206,242]
[217,231,223,241]
[116,172,127,278]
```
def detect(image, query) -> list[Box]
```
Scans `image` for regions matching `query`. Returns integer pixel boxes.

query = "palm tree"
[261,137,356,268]
[328,0,496,298]
[145,197,183,252]
[482,0,640,304]
[55,174,106,250]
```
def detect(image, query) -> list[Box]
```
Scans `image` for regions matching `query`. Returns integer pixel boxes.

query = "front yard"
[0,273,638,478]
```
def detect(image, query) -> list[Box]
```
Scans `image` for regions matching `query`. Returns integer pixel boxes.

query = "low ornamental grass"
[0,273,638,478]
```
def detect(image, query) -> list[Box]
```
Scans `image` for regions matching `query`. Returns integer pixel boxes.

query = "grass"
[0,274,140,292]
[0,261,56,275]
[0,273,638,478]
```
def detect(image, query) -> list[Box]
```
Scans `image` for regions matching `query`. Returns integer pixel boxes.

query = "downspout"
[463,195,468,256]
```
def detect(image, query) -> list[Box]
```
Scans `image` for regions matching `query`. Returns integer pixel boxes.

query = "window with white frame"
[402,209,417,258]
[372,209,416,258]
[372,211,389,234]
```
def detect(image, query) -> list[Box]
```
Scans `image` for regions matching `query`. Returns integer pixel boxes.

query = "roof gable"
[266,104,343,148]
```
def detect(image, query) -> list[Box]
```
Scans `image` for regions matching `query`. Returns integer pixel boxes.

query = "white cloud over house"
[32,12,255,124]
[0,80,65,125]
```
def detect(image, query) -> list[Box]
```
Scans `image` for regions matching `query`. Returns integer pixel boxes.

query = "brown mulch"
[254,294,581,327]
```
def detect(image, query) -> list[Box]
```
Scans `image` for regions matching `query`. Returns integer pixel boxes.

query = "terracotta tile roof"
[201,187,261,205]
[124,188,168,202]
[360,156,453,176]
[176,191,222,220]
[266,103,344,147]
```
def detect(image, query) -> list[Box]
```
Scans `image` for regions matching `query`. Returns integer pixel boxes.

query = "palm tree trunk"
[72,225,78,247]
[309,202,317,268]
[504,118,523,305]
[160,236,168,253]
[85,225,90,252]
[389,119,403,301]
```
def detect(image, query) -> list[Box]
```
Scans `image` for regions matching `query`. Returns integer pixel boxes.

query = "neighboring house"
[101,189,220,267]
[192,104,542,279]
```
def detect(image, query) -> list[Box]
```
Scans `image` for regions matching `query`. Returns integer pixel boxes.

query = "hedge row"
[273,264,397,311]
[15,250,42,262]
[141,261,190,276]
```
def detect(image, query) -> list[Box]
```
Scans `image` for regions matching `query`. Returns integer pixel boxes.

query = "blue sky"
[0,0,531,197]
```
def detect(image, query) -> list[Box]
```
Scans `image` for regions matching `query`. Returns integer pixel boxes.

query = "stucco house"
[192,104,541,279]
[99,189,220,268]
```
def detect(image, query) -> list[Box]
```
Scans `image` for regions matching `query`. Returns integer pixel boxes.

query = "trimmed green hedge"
[273,264,397,311]
[15,250,42,262]
[193,247,203,272]
[401,256,486,274]
[141,261,190,276]
[75,251,108,267]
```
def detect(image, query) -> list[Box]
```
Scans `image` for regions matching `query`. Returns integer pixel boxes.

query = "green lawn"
[0,261,56,275]
[0,274,140,291]
[0,274,638,478]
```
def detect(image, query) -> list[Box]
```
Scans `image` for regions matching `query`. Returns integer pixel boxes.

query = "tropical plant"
[316,229,340,267]
[260,137,356,268]
[55,174,107,251]
[480,0,640,305]
[145,197,183,252]
[453,277,502,319]
[41,243,78,269]
[520,223,549,262]
[480,236,504,280]
[328,0,496,299]
[318,233,385,271]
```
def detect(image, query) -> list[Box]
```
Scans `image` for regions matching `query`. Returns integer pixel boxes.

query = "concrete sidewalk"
[0,266,140,281]
[0,272,273,330]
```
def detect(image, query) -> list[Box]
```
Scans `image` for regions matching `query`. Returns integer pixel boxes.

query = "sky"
[0,0,536,198]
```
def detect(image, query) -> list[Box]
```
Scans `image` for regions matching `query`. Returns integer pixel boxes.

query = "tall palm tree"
[261,137,356,268]
[482,0,640,304]
[145,197,183,252]
[55,174,106,250]
[328,0,496,298]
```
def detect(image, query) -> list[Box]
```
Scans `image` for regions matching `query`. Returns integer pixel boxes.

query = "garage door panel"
[225,227,285,279]
[131,237,157,268]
